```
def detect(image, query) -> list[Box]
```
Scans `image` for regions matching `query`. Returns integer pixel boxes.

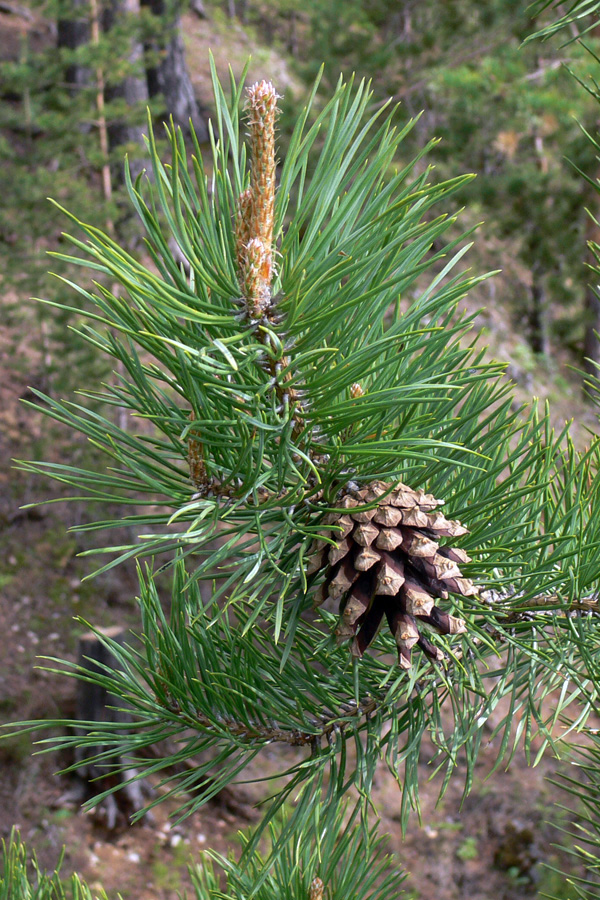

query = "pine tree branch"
[164,693,379,748]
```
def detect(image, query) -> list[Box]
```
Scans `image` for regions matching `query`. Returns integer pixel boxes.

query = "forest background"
[3,1,600,898]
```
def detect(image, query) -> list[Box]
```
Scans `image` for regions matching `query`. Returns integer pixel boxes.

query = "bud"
[309,877,324,900]
[235,81,280,323]
[240,237,272,319]
[246,80,279,262]
[235,187,253,275]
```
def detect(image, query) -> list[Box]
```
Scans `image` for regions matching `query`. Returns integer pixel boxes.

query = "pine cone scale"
[353,522,380,547]
[329,536,352,565]
[401,576,436,616]
[386,609,420,668]
[439,545,472,564]
[336,515,356,538]
[401,530,438,558]
[373,505,402,527]
[375,554,405,595]
[399,507,430,528]
[355,546,382,571]
[341,578,372,627]
[353,596,387,657]
[375,526,403,551]
[417,633,445,662]
[329,556,360,600]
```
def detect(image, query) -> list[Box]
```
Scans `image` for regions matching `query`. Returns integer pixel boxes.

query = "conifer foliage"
[8,59,600,896]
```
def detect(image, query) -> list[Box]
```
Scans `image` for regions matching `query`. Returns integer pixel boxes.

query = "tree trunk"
[75,627,151,829]
[287,9,298,57]
[528,260,549,355]
[103,0,149,180]
[56,0,89,88]
[143,0,208,141]
[189,0,207,17]
[527,132,550,356]
[90,0,114,232]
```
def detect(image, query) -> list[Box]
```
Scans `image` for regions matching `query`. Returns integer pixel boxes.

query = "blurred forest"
[4,0,600,404]
[3,1,600,898]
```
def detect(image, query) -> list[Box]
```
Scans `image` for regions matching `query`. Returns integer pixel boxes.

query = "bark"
[103,0,149,179]
[526,128,550,356]
[75,627,151,829]
[56,0,89,88]
[528,260,549,356]
[143,0,208,141]
[90,0,114,232]
[157,10,208,140]
[75,628,130,768]
[189,0,206,17]
[0,1,34,19]
[582,26,600,376]
[287,9,298,57]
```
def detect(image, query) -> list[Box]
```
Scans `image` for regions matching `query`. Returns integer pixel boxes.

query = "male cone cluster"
[309,481,478,668]
[235,80,278,323]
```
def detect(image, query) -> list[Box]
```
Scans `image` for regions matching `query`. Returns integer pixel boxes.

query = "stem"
[167,696,379,747]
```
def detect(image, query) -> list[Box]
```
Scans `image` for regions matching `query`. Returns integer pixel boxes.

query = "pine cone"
[308,481,477,668]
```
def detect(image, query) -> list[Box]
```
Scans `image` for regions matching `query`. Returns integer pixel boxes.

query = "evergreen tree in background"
[4,46,600,895]
[0,0,206,390]
[6,0,600,400]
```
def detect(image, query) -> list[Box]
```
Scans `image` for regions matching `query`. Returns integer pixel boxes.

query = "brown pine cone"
[308,481,477,668]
